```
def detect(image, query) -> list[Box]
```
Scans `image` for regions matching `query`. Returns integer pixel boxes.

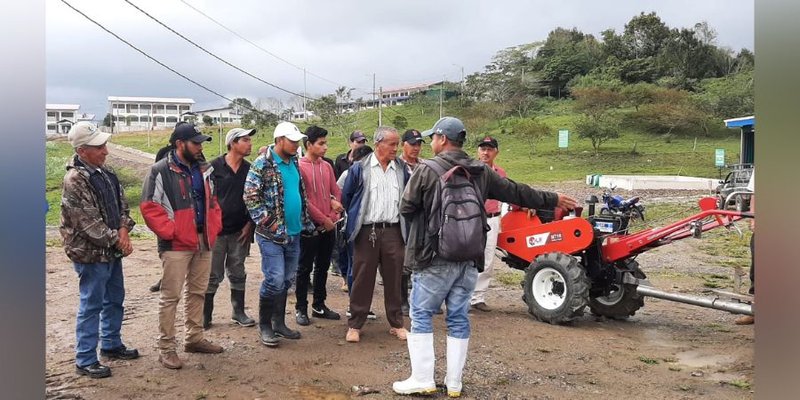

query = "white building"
[194,106,244,126]
[46,104,80,135]
[108,96,195,132]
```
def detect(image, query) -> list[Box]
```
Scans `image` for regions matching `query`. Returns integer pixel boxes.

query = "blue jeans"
[410,261,478,339]
[256,234,300,298]
[73,258,125,367]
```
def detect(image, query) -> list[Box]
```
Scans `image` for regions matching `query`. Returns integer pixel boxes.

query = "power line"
[60,0,274,119]
[123,0,313,100]
[177,0,360,91]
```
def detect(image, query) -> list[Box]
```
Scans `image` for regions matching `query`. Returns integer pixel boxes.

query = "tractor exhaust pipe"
[636,285,753,316]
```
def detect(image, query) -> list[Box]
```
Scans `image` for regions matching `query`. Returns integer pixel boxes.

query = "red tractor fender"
[497,209,595,263]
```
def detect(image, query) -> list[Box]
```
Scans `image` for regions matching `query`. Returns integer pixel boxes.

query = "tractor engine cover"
[497,210,595,263]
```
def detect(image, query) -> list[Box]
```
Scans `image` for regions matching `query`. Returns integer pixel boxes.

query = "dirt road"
[46,235,754,399]
[45,146,753,399]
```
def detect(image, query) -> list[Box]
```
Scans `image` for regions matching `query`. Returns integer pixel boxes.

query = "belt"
[363,222,400,229]
[487,212,501,218]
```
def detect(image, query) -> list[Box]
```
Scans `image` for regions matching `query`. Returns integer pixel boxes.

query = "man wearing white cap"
[61,121,139,378]
[202,128,258,329]
[244,122,315,347]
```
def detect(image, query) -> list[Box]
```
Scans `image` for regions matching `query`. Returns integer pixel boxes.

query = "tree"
[102,113,113,127]
[392,115,408,130]
[228,97,253,115]
[511,118,552,156]
[202,115,213,127]
[575,113,620,154]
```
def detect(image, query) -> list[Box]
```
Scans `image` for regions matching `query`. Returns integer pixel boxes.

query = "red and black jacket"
[140,151,222,252]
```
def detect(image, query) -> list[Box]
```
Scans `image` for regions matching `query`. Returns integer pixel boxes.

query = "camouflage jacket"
[244,145,314,243]
[60,155,135,263]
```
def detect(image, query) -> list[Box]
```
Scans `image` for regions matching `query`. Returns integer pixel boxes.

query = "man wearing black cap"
[141,123,225,369]
[395,117,577,396]
[398,129,425,315]
[203,128,258,329]
[471,136,506,312]
[333,130,368,179]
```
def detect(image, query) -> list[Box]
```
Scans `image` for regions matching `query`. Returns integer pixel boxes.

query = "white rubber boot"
[444,336,470,397]
[392,332,437,395]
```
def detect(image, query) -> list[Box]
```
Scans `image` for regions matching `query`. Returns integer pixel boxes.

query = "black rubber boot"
[202,292,215,329]
[258,296,280,347]
[272,291,301,339]
[231,289,255,327]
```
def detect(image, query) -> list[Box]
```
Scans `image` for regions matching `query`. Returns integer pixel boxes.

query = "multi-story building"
[46,104,81,135]
[194,106,244,126]
[107,96,195,132]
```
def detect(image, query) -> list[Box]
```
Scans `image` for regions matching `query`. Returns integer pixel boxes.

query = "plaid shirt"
[243,145,314,243]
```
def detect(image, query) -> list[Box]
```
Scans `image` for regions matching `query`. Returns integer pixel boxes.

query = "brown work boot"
[158,351,183,369]
[184,339,224,354]
[735,315,754,325]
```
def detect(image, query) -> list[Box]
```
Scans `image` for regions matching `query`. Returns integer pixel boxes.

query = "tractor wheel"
[523,252,589,324]
[589,283,645,319]
[735,196,750,212]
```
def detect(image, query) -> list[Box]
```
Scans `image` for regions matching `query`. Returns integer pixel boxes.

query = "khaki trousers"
[157,234,211,353]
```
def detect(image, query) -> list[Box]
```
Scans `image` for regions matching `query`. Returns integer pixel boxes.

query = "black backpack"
[422,159,488,262]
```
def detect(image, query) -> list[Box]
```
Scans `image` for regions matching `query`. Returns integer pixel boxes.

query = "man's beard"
[181,146,197,163]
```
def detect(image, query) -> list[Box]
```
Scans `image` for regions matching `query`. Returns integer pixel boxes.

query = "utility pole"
[303,68,307,121]
[219,113,223,155]
[378,86,383,126]
[439,76,444,119]
[372,73,376,108]
[460,65,465,107]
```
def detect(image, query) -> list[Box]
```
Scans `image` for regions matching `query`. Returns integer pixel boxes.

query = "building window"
[155,116,165,124]
[166,116,178,124]
[140,116,151,122]
[47,112,56,117]
[62,112,74,118]
[113,103,124,109]
[47,124,56,132]
[140,104,151,111]
[179,105,190,111]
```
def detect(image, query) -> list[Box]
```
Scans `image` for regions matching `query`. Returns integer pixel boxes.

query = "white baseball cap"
[68,121,111,148]
[225,127,257,146]
[273,122,306,142]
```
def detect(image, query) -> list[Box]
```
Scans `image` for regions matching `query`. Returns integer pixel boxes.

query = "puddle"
[676,350,735,369]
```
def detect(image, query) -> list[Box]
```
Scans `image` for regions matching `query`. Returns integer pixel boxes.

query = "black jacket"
[400,149,559,271]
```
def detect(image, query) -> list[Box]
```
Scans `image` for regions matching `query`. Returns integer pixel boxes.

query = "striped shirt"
[363,156,400,224]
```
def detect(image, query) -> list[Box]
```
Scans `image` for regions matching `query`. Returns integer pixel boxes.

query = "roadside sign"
[558,129,569,148]
[715,149,725,167]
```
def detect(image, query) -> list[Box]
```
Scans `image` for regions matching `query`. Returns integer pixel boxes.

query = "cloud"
[47,0,754,117]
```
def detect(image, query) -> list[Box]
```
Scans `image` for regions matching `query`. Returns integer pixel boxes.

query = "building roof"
[194,106,236,113]
[724,116,755,128]
[379,81,441,94]
[107,96,195,104]
[46,104,80,110]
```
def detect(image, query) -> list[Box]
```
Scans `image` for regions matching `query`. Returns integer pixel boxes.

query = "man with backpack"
[393,117,577,397]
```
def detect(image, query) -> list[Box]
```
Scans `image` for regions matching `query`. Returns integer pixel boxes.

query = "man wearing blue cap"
[395,117,577,397]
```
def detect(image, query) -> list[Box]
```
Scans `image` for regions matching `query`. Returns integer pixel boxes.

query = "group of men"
[60,117,578,397]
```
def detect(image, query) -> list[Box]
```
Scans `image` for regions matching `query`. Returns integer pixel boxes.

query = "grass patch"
[495,270,524,287]
[726,379,752,390]
[638,356,660,365]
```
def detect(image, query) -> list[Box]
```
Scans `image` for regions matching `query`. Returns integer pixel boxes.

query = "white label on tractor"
[526,233,550,248]
[596,221,614,233]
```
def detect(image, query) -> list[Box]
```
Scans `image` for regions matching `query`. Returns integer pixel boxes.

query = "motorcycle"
[600,187,645,222]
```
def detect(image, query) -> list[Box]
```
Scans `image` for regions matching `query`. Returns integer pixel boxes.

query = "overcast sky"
[47,0,754,118]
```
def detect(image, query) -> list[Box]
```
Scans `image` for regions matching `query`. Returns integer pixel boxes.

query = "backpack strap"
[421,158,447,177]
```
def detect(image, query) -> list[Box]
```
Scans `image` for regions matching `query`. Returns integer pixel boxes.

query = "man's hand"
[237,221,255,245]
[555,193,578,211]
[331,199,344,214]
[116,227,133,256]
[322,218,336,232]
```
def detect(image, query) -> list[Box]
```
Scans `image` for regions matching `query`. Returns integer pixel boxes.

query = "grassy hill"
[46,99,742,225]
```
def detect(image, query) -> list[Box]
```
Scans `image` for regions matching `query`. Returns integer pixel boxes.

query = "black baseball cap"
[478,136,498,149]
[170,123,211,145]
[402,129,425,145]
[349,130,367,142]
